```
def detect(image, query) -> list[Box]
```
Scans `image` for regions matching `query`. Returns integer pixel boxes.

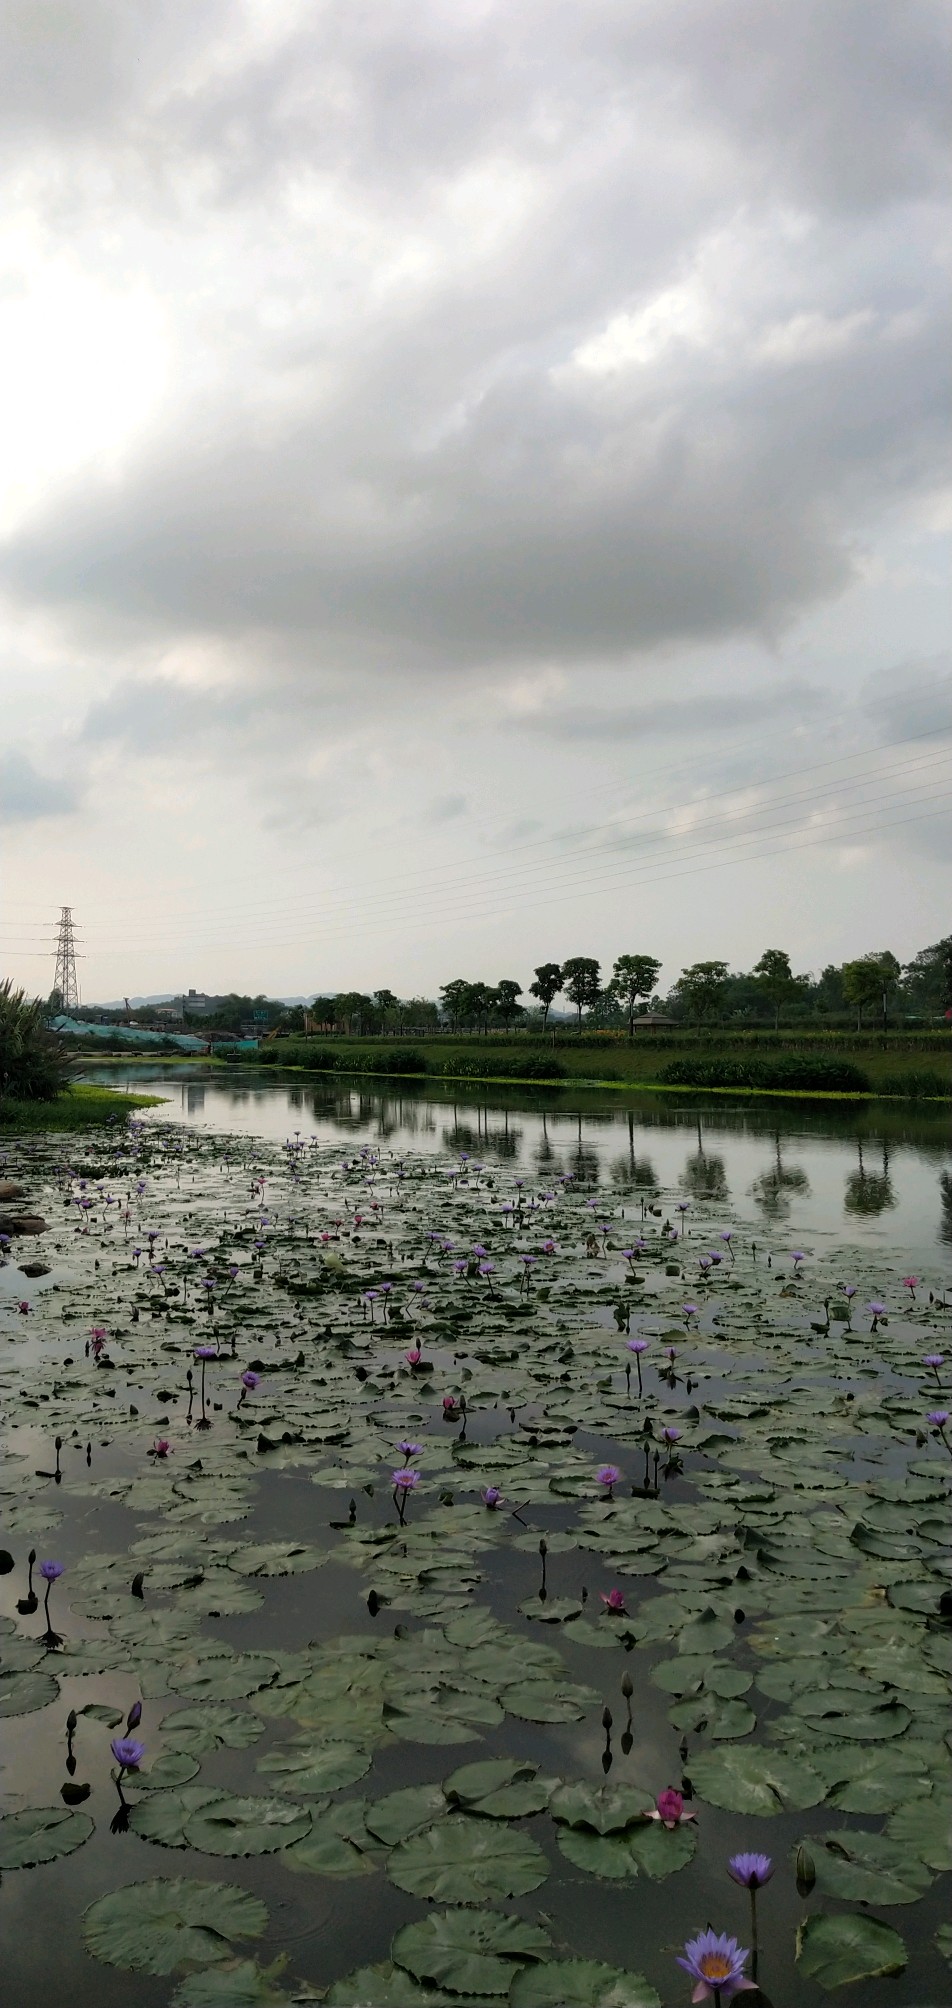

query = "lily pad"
[392,1910,551,1996]
[444,1757,556,1819]
[171,1960,297,2007]
[256,1742,371,1794]
[388,1815,549,1902]
[365,1785,449,1847]
[885,1792,952,1871]
[806,1832,934,1905]
[227,1542,325,1578]
[184,1794,312,1857]
[690,1746,826,1814]
[796,1912,906,1989]
[161,1705,266,1754]
[84,1877,268,1975]
[0,1667,60,1717]
[510,1961,662,2007]
[0,1805,93,1869]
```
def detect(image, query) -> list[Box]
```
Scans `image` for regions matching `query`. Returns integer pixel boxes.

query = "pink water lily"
[647,1787,696,1828]
[599,1588,626,1613]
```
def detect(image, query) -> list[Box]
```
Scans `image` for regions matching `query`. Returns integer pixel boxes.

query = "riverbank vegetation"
[0,1083,161,1132]
[244,1030,950,1100]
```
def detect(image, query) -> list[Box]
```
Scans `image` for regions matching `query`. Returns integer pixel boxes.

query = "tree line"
[305,937,951,1036]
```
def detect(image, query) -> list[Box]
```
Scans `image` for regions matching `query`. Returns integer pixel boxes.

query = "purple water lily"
[677,1928,755,2002]
[110,1737,145,1773]
[596,1463,622,1499]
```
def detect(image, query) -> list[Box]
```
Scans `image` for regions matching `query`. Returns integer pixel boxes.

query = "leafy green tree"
[903,936,952,1018]
[494,980,524,1029]
[561,956,601,1030]
[608,954,662,1038]
[842,952,901,1032]
[0,982,71,1101]
[673,960,730,1023]
[528,963,563,1029]
[753,948,797,1030]
[440,980,470,1031]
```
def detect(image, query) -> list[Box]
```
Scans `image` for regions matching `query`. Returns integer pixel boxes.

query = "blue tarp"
[50,1016,208,1054]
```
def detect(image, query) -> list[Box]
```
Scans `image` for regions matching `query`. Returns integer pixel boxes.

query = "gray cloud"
[514,681,827,741]
[0,2,947,685]
[0,749,82,824]
[861,657,952,743]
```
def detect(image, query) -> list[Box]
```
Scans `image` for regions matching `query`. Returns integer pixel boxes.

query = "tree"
[440,980,470,1032]
[674,961,730,1023]
[903,936,952,1019]
[608,954,662,1038]
[529,963,563,1030]
[753,948,796,1031]
[842,952,900,1032]
[0,982,71,1102]
[494,980,523,1029]
[561,956,601,1031]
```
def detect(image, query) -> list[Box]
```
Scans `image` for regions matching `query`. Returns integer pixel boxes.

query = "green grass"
[248,1030,951,1101]
[0,1083,163,1132]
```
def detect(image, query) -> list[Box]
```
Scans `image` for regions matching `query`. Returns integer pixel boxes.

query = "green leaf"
[227,1542,326,1577]
[171,1958,294,2006]
[550,1783,648,1834]
[504,1679,596,1722]
[256,1742,371,1794]
[130,1786,226,1849]
[690,1745,826,1814]
[510,1961,662,2007]
[283,1822,377,1879]
[0,1805,93,1869]
[325,1965,456,2006]
[443,1758,555,1819]
[365,1785,448,1847]
[161,1705,265,1754]
[388,1814,549,1903]
[797,1913,906,1989]
[184,1794,312,1856]
[885,1791,952,1871]
[805,1832,934,1905]
[823,1745,935,1813]
[84,1877,268,1976]
[392,1910,551,1996]
[169,1654,278,1701]
[0,1667,60,1717]
[557,1819,695,1881]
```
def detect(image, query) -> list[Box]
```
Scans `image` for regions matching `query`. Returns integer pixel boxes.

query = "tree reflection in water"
[610,1112,657,1191]
[749,1131,811,1220]
[844,1140,896,1218]
[680,1116,729,1204]
[940,1172,952,1245]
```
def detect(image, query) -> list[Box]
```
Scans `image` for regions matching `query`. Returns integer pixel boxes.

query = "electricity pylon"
[52,906,80,1012]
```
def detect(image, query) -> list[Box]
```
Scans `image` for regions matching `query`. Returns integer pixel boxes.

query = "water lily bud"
[601,1706,613,1731]
[538,1538,547,1558]
[621,1671,633,1700]
[796,1844,816,1896]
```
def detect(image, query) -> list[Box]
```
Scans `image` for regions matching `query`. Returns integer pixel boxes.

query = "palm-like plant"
[0,982,71,1101]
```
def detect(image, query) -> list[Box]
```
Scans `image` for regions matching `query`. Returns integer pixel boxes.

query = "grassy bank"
[0,1083,163,1133]
[244,1030,951,1100]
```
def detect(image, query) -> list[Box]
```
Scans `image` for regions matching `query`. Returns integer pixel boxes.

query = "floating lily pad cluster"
[0,1120,949,2003]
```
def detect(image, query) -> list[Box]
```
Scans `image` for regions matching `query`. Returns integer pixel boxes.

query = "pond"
[0,1082,949,2008]
[85,1064,952,1263]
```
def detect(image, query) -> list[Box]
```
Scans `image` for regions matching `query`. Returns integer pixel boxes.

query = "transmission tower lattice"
[52,906,80,1012]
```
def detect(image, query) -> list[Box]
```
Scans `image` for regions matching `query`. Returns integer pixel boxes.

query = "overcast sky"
[2,0,949,1004]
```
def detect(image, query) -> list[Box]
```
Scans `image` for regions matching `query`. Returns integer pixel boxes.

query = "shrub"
[877,1068,950,1100]
[0,982,71,1102]
[659,1053,871,1093]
